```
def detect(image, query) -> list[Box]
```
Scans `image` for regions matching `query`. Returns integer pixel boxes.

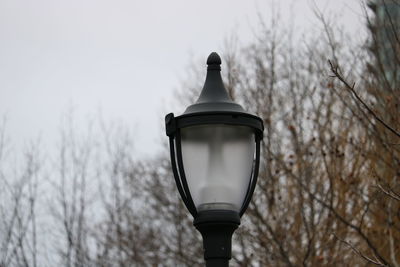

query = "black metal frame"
[165,111,263,217]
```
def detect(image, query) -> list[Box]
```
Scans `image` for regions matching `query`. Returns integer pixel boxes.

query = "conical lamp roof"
[183,52,246,115]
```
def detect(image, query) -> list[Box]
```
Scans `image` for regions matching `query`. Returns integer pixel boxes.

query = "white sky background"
[0,0,365,158]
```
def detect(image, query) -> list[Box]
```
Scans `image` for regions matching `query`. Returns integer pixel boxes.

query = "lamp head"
[165,52,263,218]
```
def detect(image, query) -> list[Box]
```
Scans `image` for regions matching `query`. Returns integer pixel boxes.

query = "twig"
[332,233,387,266]
[375,183,400,202]
[328,60,400,139]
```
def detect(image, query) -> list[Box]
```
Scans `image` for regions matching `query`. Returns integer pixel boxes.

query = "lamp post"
[165,52,264,267]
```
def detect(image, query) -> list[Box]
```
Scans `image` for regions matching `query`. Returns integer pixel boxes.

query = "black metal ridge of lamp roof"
[165,52,264,267]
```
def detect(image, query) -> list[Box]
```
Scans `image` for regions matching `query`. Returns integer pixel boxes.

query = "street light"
[165,52,264,267]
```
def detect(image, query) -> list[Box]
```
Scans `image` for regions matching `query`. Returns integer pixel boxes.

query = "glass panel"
[180,124,255,212]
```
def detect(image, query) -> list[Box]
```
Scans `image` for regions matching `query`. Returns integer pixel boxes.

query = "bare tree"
[48,114,96,267]
[0,120,41,267]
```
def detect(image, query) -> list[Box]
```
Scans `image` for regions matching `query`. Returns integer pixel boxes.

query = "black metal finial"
[207,52,221,70]
[183,52,245,115]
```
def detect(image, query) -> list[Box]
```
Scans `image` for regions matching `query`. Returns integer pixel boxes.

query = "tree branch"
[332,233,387,266]
[328,60,400,139]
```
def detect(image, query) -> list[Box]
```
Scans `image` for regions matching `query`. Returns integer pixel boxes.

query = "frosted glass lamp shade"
[181,124,255,212]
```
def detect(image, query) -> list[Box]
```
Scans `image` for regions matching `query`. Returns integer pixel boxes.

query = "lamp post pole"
[194,210,240,267]
[165,52,264,266]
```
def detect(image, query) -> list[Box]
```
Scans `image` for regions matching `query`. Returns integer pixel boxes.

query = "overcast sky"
[0,0,365,158]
